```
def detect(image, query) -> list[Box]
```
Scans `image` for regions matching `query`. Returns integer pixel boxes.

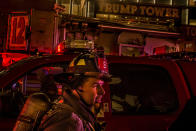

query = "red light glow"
[56,42,64,53]
[1,53,29,67]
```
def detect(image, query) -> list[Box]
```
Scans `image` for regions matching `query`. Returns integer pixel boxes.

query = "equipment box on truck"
[0,9,58,68]
[6,9,56,53]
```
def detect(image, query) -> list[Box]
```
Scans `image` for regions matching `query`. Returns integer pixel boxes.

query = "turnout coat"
[39,91,100,131]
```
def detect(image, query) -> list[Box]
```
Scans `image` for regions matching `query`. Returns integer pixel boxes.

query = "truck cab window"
[7,62,67,98]
[109,63,179,114]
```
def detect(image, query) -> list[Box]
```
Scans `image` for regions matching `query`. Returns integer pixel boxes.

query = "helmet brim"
[84,72,112,82]
[54,72,111,84]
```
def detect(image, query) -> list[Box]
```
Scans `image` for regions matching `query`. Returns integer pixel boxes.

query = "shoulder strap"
[38,102,79,130]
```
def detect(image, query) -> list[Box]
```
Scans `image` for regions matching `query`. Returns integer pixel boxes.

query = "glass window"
[181,9,189,25]
[140,0,155,4]
[57,0,70,14]
[189,8,196,25]
[96,14,109,19]
[2,62,68,117]
[109,63,179,114]
[56,0,70,5]
[6,62,68,97]
[72,4,80,15]
[110,0,123,2]
[156,0,172,5]
[173,0,188,6]
[62,4,70,14]
[125,0,139,3]
[189,0,196,6]
[88,0,95,17]
[189,19,196,25]
[81,0,88,16]
[72,0,80,15]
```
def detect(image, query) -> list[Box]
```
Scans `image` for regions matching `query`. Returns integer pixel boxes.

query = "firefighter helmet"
[54,52,111,86]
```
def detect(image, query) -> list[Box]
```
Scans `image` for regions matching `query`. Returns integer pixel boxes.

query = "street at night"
[1,0,196,131]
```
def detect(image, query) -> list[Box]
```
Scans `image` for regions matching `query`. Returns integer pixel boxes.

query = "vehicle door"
[176,60,196,96]
[0,54,75,130]
[167,60,196,131]
[100,56,191,131]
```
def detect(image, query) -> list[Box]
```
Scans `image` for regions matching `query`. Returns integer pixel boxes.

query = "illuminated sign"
[96,2,180,19]
[7,15,29,50]
[154,46,168,55]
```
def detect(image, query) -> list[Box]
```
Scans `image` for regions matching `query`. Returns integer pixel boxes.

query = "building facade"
[1,0,196,55]
[56,0,196,56]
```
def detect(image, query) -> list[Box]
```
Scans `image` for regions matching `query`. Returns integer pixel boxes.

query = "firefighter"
[39,52,111,131]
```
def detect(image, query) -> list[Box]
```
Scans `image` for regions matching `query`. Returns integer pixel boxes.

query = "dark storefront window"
[173,0,188,6]
[109,63,179,114]
[156,0,172,5]
[189,7,196,25]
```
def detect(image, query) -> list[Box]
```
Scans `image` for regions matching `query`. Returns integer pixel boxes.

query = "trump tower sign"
[95,1,181,19]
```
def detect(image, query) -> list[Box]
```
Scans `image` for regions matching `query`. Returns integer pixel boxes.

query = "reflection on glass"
[157,0,172,5]
[125,0,138,3]
[56,0,70,5]
[96,14,109,19]
[173,0,188,6]
[140,0,154,4]
[189,7,196,25]
[72,0,80,15]
[63,4,70,14]
[56,0,70,14]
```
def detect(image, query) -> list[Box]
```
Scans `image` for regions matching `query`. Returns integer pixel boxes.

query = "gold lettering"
[146,7,154,16]
[155,7,165,17]
[113,4,119,13]
[105,3,112,13]
[131,5,137,15]
[99,4,180,19]
[140,6,146,15]
[172,8,179,18]
[165,8,172,17]
[120,5,130,14]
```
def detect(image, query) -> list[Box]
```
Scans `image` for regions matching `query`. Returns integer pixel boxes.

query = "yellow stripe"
[77,59,86,65]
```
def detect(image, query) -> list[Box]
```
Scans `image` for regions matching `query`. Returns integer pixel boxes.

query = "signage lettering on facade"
[96,2,180,19]
[182,26,196,38]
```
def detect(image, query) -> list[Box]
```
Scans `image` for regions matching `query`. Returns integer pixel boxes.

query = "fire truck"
[0,44,196,131]
[0,7,108,68]
[0,8,61,68]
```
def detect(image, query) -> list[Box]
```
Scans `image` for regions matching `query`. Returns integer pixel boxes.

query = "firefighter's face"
[80,77,105,106]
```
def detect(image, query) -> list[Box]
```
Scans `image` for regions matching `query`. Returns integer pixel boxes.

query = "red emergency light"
[56,42,65,53]
[1,53,29,67]
[98,57,109,74]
